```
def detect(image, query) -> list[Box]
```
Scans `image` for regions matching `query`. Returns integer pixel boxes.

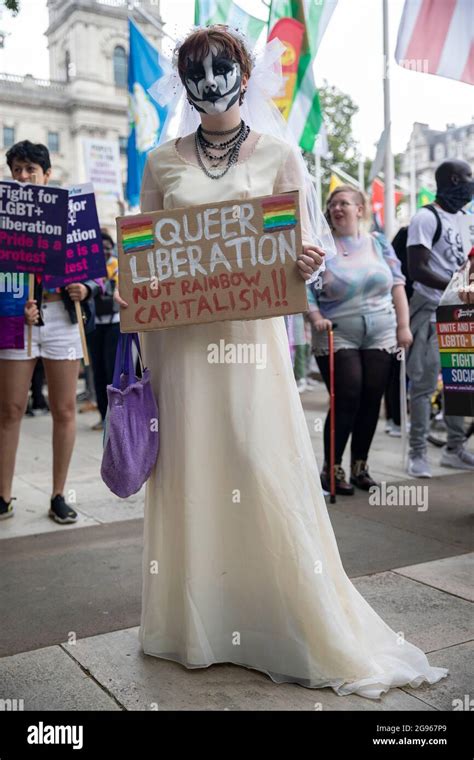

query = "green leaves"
[4,0,20,14]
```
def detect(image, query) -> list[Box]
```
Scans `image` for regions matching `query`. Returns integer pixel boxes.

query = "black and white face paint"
[184,46,242,115]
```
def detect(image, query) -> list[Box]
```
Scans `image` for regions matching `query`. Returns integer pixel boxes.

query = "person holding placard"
[405,159,474,477]
[114,26,448,699]
[0,140,102,524]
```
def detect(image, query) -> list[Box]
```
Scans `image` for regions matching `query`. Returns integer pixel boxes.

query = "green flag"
[417,187,436,208]
[194,0,266,45]
[269,0,338,152]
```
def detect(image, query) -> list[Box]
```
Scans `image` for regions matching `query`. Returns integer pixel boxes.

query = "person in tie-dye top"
[307,185,412,495]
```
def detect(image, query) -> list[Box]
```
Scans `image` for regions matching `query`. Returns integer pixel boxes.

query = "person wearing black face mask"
[406,159,474,478]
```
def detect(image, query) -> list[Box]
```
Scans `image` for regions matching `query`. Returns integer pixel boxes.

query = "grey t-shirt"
[407,204,466,305]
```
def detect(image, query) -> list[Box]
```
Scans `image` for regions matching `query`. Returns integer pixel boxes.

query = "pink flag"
[395,0,473,85]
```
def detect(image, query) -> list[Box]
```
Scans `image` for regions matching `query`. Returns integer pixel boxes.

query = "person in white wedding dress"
[116,25,448,699]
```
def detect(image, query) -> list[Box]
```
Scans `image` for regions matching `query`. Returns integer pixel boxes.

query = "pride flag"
[120,218,154,253]
[261,195,298,231]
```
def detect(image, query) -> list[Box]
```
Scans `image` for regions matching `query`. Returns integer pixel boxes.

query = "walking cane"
[327,325,336,504]
[399,347,408,467]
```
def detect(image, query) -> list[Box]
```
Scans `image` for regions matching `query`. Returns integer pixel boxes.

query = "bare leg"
[0,359,37,502]
[43,359,80,498]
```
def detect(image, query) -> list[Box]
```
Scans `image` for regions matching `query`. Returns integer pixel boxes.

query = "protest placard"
[43,183,106,289]
[0,272,27,316]
[117,190,308,333]
[82,138,123,199]
[0,180,69,275]
[436,303,474,416]
[0,271,27,350]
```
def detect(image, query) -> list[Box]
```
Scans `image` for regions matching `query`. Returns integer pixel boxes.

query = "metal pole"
[410,136,417,216]
[328,326,336,504]
[358,157,365,193]
[382,0,395,240]
[400,348,408,467]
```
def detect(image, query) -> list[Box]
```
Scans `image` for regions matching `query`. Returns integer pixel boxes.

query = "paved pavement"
[1,381,472,711]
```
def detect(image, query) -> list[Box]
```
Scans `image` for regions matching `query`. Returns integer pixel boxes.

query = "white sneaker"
[407,453,432,478]
[388,423,402,437]
[440,446,474,470]
[385,419,393,433]
[296,378,307,394]
[305,377,319,389]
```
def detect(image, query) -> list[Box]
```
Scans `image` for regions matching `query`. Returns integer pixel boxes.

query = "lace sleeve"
[273,146,313,247]
[140,153,164,213]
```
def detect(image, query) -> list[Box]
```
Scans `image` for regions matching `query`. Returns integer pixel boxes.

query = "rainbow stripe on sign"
[120,218,154,253]
[261,195,297,232]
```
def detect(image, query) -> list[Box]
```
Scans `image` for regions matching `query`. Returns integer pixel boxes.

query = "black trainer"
[49,494,78,524]
[0,496,16,520]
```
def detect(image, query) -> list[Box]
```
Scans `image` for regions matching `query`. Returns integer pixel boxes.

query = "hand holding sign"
[66,283,89,301]
[298,244,325,280]
[24,299,39,326]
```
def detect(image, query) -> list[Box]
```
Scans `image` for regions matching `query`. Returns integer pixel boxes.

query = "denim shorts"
[0,301,83,361]
[312,306,397,356]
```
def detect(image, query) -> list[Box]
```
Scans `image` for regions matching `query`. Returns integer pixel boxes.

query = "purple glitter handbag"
[101,333,159,498]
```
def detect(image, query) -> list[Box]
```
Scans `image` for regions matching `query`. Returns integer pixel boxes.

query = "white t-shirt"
[407,204,466,305]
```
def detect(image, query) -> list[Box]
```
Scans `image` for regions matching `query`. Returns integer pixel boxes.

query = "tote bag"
[101,333,159,497]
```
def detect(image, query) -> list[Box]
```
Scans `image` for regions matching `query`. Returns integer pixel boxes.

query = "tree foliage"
[4,0,20,13]
[304,82,362,201]
[304,83,405,204]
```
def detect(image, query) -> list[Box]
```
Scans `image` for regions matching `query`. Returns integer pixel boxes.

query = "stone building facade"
[400,118,474,195]
[0,0,164,226]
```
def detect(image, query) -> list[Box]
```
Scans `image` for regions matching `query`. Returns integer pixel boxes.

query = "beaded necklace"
[194,121,250,180]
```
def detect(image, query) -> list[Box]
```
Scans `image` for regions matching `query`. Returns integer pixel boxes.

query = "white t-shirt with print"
[407,204,466,305]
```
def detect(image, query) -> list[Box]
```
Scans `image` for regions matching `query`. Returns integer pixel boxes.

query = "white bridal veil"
[148,27,336,284]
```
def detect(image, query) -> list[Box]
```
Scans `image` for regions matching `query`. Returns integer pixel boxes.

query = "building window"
[48,131,60,153]
[119,136,127,154]
[3,126,15,148]
[113,46,127,88]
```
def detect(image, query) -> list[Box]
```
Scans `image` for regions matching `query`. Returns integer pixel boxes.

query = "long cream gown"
[137,132,448,699]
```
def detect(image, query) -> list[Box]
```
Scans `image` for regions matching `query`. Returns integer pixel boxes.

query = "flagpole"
[358,157,365,193]
[410,137,417,216]
[382,0,395,240]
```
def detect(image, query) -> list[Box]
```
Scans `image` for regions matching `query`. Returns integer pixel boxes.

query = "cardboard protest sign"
[436,303,474,416]
[117,191,308,333]
[43,183,106,289]
[0,181,69,275]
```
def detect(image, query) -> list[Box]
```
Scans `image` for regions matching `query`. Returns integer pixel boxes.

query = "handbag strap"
[112,333,144,388]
